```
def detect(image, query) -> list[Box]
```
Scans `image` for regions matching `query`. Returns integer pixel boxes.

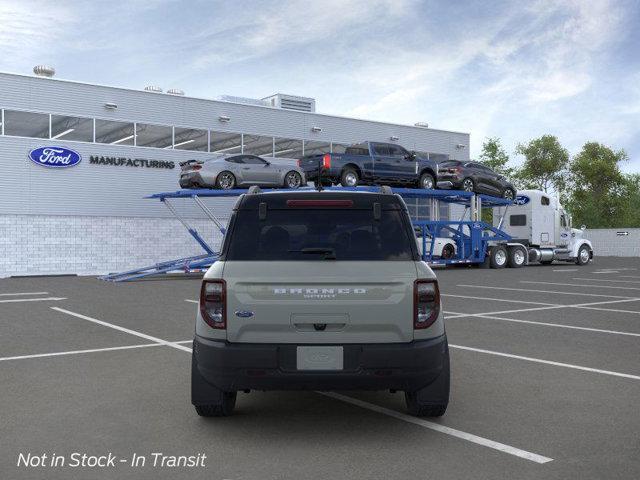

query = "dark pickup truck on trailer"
[298,142,439,189]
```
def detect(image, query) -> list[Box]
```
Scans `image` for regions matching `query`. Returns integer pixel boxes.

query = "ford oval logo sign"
[28,146,82,168]
[235,310,254,318]
[514,195,530,205]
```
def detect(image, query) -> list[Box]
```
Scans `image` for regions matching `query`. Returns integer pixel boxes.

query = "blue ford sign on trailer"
[28,146,82,168]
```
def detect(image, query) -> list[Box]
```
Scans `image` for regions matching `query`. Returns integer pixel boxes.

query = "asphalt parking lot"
[1,257,639,480]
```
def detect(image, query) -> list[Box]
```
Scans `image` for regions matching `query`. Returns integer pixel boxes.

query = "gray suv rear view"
[191,188,450,417]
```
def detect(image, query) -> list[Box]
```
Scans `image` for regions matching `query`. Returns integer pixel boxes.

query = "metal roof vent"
[414,122,429,128]
[167,88,185,96]
[144,85,163,93]
[33,65,55,77]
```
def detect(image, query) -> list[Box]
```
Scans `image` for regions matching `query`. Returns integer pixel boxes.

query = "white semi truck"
[493,189,593,266]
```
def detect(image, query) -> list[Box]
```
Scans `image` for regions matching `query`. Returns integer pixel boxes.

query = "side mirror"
[264,161,271,166]
[404,152,416,160]
[581,225,586,230]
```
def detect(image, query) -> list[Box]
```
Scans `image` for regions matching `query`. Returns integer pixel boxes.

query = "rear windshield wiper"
[288,247,337,260]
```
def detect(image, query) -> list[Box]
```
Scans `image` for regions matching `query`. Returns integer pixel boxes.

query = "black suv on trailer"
[437,160,516,199]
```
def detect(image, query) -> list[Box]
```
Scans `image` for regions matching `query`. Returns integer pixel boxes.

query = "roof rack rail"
[247,185,262,194]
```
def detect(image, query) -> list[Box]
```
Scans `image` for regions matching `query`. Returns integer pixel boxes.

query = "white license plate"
[296,346,343,370]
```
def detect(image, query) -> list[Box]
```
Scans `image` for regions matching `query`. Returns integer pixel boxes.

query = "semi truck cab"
[496,189,593,265]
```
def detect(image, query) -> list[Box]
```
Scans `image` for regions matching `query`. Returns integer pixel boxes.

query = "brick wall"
[0,215,225,277]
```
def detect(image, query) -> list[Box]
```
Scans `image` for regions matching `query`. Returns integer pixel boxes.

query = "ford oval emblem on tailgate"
[28,146,82,168]
[235,310,254,318]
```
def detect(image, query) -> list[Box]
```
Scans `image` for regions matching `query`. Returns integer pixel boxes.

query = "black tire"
[419,172,435,190]
[576,245,591,265]
[502,188,516,200]
[540,260,553,265]
[340,168,359,187]
[284,170,303,189]
[461,178,475,192]
[507,246,526,268]
[441,244,455,260]
[489,245,508,269]
[192,354,237,417]
[215,171,236,190]
[405,343,450,417]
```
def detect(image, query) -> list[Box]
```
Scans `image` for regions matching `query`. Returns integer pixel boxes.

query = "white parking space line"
[456,284,637,299]
[553,269,578,272]
[319,392,553,464]
[0,343,162,362]
[0,297,66,304]
[620,275,640,279]
[442,294,559,306]
[450,344,640,381]
[0,340,194,363]
[51,307,192,353]
[185,299,198,304]
[573,278,640,285]
[445,311,640,337]
[521,281,640,292]
[0,292,49,296]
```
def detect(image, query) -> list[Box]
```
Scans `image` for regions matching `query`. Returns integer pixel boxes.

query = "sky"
[1,0,639,172]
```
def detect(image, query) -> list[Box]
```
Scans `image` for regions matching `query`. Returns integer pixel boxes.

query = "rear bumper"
[179,172,206,188]
[192,334,448,394]
[436,178,462,189]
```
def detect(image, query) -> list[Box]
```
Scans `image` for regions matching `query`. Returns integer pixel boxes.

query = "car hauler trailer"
[100,186,593,282]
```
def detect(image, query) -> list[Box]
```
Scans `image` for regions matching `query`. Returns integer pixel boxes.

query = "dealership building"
[0,68,470,277]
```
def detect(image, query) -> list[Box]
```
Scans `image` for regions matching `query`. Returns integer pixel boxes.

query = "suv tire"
[192,354,237,417]
[194,393,237,417]
[405,344,450,417]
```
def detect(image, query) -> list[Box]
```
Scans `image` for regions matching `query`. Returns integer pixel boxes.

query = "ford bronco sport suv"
[192,187,450,417]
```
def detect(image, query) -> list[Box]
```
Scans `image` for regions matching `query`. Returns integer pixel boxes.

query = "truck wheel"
[419,172,435,190]
[340,168,359,187]
[502,188,516,200]
[490,245,507,268]
[507,246,526,268]
[405,344,450,417]
[576,245,591,265]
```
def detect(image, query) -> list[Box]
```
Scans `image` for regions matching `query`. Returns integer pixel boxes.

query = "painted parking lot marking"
[521,281,640,292]
[553,269,578,272]
[0,340,193,363]
[185,299,198,304]
[442,294,558,306]
[445,310,640,337]
[456,284,637,299]
[0,296,66,304]
[0,291,49,296]
[319,392,553,464]
[573,278,640,285]
[450,344,640,381]
[51,307,192,353]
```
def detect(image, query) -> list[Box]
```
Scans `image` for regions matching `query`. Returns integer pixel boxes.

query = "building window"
[3,110,50,139]
[50,114,94,142]
[95,119,135,145]
[173,127,208,151]
[510,214,527,226]
[273,137,303,159]
[135,123,173,148]
[331,143,349,154]
[243,134,274,156]
[303,140,331,156]
[210,131,242,154]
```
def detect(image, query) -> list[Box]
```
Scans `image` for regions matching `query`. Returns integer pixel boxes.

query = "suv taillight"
[297,159,302,167]
[322,153,331,169]
[200,280,226,329]
[414,279,440,329]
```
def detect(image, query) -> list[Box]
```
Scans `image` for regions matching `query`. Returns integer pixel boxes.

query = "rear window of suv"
[224,208,417,261]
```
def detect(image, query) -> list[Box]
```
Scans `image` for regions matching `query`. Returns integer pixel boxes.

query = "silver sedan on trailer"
[179,154,306,190]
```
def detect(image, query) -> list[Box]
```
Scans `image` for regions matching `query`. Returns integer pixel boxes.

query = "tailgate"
[223,261,417,344]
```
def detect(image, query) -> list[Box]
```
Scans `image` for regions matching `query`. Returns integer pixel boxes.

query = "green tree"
[478,137,514,177]
[619,174,640,227]
[566,142,628,228]
[515,135,569,193]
